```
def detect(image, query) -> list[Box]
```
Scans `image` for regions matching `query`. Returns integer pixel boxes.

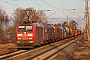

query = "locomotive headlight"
[28,34,32,36]
[18,34,22,36]
[29,38,32,39]
[18,38,21,39]
[17,41,20,43]
[29,41,33,43]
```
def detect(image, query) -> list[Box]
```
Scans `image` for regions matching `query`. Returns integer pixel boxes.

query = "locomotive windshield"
[18,26,32,32]
[18,26,25,31]
[26,26,32,31]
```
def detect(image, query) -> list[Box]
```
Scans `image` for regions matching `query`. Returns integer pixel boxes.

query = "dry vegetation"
[0,43,17,55]
[73,41,90,60]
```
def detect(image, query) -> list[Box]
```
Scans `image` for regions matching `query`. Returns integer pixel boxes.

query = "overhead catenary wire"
[32,0,45,10]
[0,0,86,21]
[0,0,22,8]
[60,0,66,9]
[0,0,86,11]
[0,0,58,18]
[45,12,57,18]
[72,12,85,21]
[41,0,77,20]
[40,0,68,17]
[40,0,60,11]
[38,0,85,23]
[32,0,41,10]
[60,0,68,16]
[59,0,81,19]
[60,0,85,21]
[65,9,85,21]
[35,0,63,18]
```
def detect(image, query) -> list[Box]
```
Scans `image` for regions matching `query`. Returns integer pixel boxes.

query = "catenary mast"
[85,0,90,41]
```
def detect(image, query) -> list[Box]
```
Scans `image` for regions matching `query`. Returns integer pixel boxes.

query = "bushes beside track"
[0,32,15,44]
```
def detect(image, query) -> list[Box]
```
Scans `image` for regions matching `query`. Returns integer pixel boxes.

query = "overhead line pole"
[85,0,90,41]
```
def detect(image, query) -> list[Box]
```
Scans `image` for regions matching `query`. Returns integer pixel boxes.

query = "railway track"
[30,35,83,60]
[0,50,27,60]
[0,35,83,60]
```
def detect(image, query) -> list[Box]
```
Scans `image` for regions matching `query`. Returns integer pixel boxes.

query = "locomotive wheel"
[37,43,41,47]
[40,42,44,46]
[54,39,56,42]
[33,45,37,48]
[54,39,57,42]
[49,40,52,43]
[48,41,51,44]
[44,41,48,45]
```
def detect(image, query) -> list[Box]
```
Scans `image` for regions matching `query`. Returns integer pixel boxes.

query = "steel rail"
[0,50,27,59]
[31,36,83,60]
[0,35,83,60]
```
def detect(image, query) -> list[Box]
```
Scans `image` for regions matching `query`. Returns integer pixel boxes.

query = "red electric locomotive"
[16,23,44,48]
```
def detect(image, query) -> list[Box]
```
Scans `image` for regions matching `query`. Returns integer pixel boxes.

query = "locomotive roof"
[33,23,42,27]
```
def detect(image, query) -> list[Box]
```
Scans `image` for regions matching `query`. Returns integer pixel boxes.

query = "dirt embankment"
[0,43,17,55]
[73,41,90,60]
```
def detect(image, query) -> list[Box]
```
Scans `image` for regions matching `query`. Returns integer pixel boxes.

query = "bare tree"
[37,10,47,23]
[0,6,9,31]
[12,7,47,25]
[57,23,62,26]
[0,6,9,43]
[62,21,68,27]
[0,7,5,24]
[12,8,25,25]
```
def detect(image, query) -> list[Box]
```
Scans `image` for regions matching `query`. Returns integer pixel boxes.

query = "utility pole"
[85,0,90,41]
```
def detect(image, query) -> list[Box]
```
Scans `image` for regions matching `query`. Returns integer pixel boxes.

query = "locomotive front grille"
[17,40,33,45]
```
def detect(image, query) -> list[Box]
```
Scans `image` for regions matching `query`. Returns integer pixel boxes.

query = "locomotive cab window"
[26,26,32,31]
[18,26,25,31]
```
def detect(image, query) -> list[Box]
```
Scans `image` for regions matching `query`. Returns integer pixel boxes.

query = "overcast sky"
[0,0,89,18]
[0,0,90,29]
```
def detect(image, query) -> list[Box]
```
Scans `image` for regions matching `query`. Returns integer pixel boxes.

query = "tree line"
[0,6,77,43]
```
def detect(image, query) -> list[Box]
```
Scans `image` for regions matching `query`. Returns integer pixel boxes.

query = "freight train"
[16,22,82,48]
